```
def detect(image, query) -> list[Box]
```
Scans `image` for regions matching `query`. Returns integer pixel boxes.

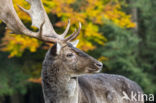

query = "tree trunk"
[10,93,24,103]
[0,96,4,103]
[127,0,139,34]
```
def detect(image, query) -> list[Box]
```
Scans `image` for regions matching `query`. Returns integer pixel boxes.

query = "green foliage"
[0,49,45,96]
[98,22,155,93]
[136,0,156,93]
[136,0,156,70]
[0,52,28,96]
[96,0,156,94]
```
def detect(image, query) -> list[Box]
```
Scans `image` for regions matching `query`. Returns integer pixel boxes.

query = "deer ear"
[70,40,79,47]
[50,44,57,56]
[56,42,62,55]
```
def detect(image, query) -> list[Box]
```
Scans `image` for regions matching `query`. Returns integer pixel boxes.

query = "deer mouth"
[71,77,77,80]
[90,68,101,73]
[86,67,102,74]
[85,62,102,73]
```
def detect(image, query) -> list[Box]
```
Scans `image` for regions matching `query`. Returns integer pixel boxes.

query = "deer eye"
[66,53,73,58]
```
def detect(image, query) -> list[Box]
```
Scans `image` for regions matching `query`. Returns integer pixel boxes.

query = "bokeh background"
[0,0,155,103]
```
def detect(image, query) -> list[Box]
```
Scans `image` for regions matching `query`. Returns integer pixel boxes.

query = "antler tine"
[17,0,58,36]
[64,29,77,41]
[70,22,81,41]
[64,22,82,41]
[17,5,29,15]
[61,19,71,38]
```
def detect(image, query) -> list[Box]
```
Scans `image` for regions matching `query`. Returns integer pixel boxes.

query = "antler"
[0,0,81,43]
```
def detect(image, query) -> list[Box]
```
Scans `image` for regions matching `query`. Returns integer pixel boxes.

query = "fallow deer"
[0,0,144,103]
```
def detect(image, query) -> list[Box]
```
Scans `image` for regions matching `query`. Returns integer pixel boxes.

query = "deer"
[0,0,144,103]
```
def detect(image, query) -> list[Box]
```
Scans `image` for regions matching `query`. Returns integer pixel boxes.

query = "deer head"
[0,0,103,76]
[46,41,103,78]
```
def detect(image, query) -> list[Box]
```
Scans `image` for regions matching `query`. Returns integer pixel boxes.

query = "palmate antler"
[0,0,81,43]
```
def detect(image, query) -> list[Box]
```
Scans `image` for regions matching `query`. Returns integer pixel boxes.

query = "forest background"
[0,0,155,103]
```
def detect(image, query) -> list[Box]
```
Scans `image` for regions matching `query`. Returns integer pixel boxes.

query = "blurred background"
[0,0,155,103]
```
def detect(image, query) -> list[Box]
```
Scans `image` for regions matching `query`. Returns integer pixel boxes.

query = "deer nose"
[95,62,103,68]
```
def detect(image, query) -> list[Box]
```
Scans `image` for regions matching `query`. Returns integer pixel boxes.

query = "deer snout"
[95,62,103,69]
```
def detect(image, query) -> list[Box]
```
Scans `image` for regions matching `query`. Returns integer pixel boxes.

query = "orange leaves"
[0,0,135,57]
[13,0,31,21]
[50,0,135,52]
[50,0,108,51]
[85,23,99,37]
[104,3,136,28]
[28,77,41,84]
[1,30,40,58]
[98,56,109,62]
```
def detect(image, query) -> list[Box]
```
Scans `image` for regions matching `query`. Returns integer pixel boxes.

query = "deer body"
[42,43,143,103]
[41,43,103,103]
[0,0,144,103]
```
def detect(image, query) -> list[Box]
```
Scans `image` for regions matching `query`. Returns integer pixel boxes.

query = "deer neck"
[42,59,79,103]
